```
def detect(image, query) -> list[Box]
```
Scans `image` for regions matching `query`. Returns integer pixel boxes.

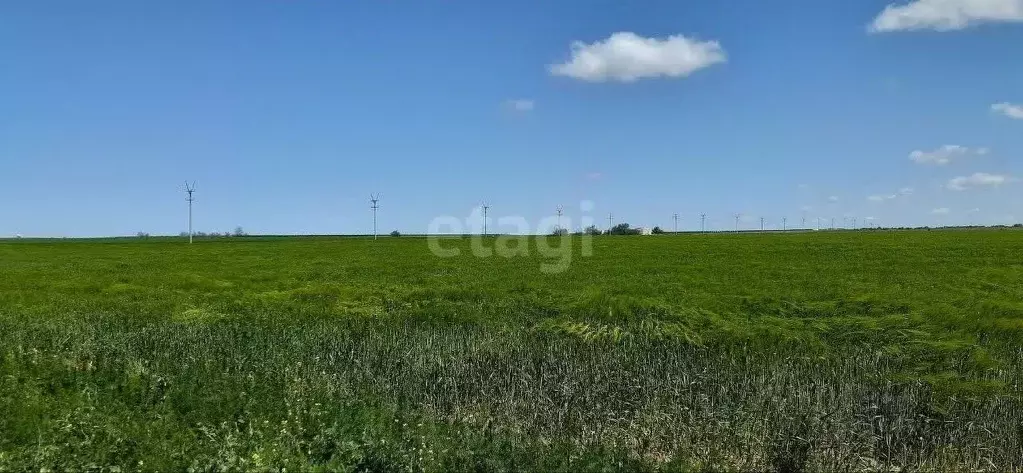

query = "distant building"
[636,227,653,235]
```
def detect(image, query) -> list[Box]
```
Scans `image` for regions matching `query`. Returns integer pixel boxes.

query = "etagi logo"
[426,201,596,274]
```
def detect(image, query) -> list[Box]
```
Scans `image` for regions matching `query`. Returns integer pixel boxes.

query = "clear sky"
[2,0,1022,236]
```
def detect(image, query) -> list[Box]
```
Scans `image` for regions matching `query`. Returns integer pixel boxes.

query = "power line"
[184,181,196,244]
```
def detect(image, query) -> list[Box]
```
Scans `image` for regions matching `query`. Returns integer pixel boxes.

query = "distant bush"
[652,226,665,234]
[609,223,641,235]
[390,230,401,237]
[551,228,569,236]
[136,232,150,238]
[233,227,247,237]
[584,225,602,236]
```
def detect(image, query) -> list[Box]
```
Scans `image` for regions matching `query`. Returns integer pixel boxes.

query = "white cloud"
[505,99,534,112]
[931,207,950,214]
[549,32,726,83]
[800,205,813,212]
[869,0,1023,32]
[992,102,1023,119]
[947,172,1013,190]
[899,187,914,195]
[828,196,839,203]
[909,145,988,165]
[585,172,603,180]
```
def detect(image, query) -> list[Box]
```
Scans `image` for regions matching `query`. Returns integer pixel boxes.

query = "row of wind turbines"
[181,182,875,243]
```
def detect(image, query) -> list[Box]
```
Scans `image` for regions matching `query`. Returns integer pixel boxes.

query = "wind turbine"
[184,181,196,244]
[369,194,380,240]
[481,203,490,236]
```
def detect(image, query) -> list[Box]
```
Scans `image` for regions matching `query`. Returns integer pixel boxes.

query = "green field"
[2,231,1022,471]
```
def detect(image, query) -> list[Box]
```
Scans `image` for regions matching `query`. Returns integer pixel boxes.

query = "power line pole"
[734,213,740,232]
[482,203,490,236]
[831,217,835,230]
[369,194,380,240]
[817,217,821,231]
[607,212,613,235]
[184,181,196,244]
[852,217,857,230]
[701,213,706,233]
[760,217,765,232]
[783,217,787,231]
[556,205,564,233]
[673,213,679,233]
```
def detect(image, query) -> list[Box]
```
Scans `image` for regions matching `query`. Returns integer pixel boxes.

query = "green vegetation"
[1,230,1022,471]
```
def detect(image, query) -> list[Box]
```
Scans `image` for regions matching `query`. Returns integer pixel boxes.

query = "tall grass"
[1,231,1021,470]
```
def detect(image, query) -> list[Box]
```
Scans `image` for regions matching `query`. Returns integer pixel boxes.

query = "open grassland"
[2,231,1022,471]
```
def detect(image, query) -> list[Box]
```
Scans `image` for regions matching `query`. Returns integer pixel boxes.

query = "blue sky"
[2,0,1022,236]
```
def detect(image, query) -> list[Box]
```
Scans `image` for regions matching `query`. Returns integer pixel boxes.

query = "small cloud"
[909,145,988,165]
[549,32,726,83]
[800,205,813,212]
[931,207,950,215]
[868,0,1023,33]
[992,102,1023,119]
[868,186,914,203]
[585,172,603,180]
[947,172,1013,191]
[797,183,810,190]
[827,196,839,203]
[505,99,535,112]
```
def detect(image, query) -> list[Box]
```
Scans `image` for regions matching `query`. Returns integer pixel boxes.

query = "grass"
[1,230,1022,471]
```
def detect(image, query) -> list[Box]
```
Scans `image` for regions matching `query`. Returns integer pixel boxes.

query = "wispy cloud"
[868,187,914,203]
[869,0,1023,32]
[909,145,988,165]
[931,207,950,215]
[585,172,603,181]
[947,172,1013,190]
[992,102,1023,119]
[549,32,726,83]
[505,99,535,112]
[827,196,839,203]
